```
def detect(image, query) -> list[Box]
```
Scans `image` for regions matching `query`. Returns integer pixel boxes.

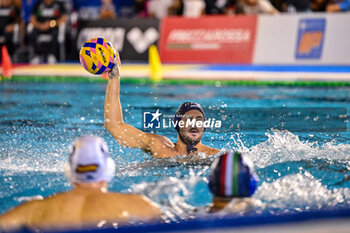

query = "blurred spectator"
[222,0,237,14]
[73,0,100,20]
[183,0,205,17]
[134,0,149,18]
[117,0,134,17]
[326,0,350,11]
[269,0,284,11]
[29,0,67,64]
[284,0,311,12]
[310,0,329,11]
[100,0,117,18]
[148,0,173,19]
[204,0,224,14]
[0,0,20,59]
[235,0,278,14]
[168,0,184,16]
[205,0,232,14]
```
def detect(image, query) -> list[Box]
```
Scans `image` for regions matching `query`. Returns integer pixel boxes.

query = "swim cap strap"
[177,130,200,154]
[187,146,198,154]
[186,143,198,154]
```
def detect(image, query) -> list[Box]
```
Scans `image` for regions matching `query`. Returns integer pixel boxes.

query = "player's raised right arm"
[104,60,178,158]
[104,61,150,150]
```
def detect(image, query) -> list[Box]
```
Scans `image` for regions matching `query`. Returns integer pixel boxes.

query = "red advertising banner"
[159,16,257,64]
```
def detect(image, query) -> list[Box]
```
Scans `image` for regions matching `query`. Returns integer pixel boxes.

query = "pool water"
[0,82,349,221]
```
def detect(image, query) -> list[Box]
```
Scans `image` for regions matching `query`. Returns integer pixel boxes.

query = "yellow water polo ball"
[79,38,120,75]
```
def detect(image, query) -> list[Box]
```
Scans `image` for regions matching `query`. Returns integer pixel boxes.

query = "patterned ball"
[79,38,120,75]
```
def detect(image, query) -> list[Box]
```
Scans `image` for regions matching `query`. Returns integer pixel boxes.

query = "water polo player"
[104,59,219,158]
[0,136,161,231]
[207,151,259,213]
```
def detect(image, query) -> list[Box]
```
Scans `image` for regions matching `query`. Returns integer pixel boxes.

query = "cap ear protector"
[65,136,116,184]
[208,151,258,198]
[65,157,116,184]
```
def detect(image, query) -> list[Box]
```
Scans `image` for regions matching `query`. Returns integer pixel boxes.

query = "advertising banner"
[159,16,258,64]
[254,13,350,65]
[75,18,160,62]
[295,18,326,60]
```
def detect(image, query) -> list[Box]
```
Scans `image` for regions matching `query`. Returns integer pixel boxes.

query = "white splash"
[231,130,350,168]
[131,169,207,221]
[0,151,66,173]
[255,172,350,213]
[130,170,350,219]
[16,195,44,202]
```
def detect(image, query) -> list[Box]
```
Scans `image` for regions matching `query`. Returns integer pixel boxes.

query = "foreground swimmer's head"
[65,136,116,185]
[173,102,205,154]
[208,151,258,211]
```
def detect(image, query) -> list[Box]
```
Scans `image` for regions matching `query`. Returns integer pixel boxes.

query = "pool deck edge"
[1,63,350,85]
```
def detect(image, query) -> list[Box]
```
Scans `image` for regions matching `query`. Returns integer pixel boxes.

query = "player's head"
[208,151,258,198]
[173,102,205,153]
[65,136,115,185]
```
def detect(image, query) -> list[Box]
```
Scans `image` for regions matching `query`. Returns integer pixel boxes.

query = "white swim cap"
[65,136,115,184]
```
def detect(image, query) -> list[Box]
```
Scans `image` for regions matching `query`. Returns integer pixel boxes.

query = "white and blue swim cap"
[65,136,115,184]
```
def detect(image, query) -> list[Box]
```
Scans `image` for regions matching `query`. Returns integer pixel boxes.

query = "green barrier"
[1,75,350,87]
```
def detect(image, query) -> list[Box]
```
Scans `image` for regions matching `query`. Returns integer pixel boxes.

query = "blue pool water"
[0,82,349,221]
